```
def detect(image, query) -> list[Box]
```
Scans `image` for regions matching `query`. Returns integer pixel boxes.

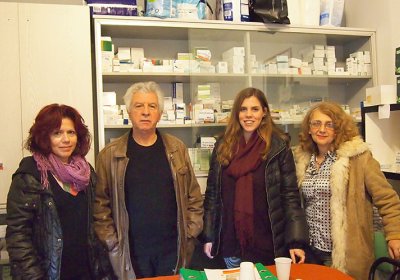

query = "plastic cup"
[239,262,255,280]
[274,257,292,280]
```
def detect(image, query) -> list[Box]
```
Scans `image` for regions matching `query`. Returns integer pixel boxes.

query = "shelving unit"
[93,16,377,157]
[362,104,400,180]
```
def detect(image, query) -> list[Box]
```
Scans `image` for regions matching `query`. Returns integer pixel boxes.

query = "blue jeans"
[224,256,241,268]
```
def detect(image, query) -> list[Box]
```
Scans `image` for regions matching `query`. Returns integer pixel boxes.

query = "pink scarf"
[225,133,264,251]
[33,152,90,192]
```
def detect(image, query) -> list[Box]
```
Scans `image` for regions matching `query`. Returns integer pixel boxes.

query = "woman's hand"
[289,249,305,264]
[388,239,400,259]
[204,242,214,259]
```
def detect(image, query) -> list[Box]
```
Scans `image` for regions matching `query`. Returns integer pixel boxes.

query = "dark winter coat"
[6,156,116,280]
[202,134,309,257]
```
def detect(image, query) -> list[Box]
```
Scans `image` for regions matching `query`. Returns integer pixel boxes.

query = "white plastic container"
[223,0,249,22]
[287,0,320,26]
[320,0,345,27]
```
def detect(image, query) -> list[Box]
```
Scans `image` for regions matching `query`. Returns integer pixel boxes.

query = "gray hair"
[123,81,164,113]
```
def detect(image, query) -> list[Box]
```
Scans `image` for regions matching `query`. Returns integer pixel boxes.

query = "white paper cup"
[274,257,292,280]
[239,262,255,280]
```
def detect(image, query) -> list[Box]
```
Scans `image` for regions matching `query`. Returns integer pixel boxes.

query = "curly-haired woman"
[294,101,400,280]
[6,104,115,280]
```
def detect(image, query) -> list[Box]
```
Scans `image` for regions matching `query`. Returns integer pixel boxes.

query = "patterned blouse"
[301,151,336,252]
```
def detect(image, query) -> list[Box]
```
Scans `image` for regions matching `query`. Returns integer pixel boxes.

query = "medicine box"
[172,82,184,101]
[195,48,212,61]
[101,37,112,51]
[288,58,302,68]
[87,0,138,16]
[224,55,245,65]
[397,77,400,98]
[365,85,397,106]
[117,47,131,61]
[222,47,245,58]
[200,137,217,149]
[276,55,289,62]
[103,92,117,106]
[396,47,400,75]
[216,61,228,73]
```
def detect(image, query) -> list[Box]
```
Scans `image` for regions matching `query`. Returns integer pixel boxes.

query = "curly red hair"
[25,104,91,156]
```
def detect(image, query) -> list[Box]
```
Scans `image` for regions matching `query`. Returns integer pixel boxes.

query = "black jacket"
[6,156,116,280]
[202,134,309,257]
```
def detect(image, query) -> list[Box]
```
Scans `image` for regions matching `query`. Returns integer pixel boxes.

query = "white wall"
[0,3,94,206]
[345,1,400,85]
[345,1,400,191]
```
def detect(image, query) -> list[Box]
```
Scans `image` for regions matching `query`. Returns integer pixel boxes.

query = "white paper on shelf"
[204,267,261,280]
[378,104,391,119]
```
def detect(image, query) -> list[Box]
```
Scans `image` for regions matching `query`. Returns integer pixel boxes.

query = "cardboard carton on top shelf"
[365,85,397,107]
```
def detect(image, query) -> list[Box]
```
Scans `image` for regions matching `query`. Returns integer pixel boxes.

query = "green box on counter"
[396,47,400,75]
[397,77,400,102]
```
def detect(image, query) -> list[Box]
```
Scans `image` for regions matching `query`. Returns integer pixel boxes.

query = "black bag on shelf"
[249,0,290,24]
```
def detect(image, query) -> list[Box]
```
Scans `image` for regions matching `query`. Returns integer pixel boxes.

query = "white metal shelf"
[102,72,372,84]
[94,16,376,150]
[104,120,303,129]
[102,72,249,83]
[94,15,376,39]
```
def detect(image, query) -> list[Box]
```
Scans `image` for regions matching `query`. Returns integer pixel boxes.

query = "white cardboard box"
[103,92,117,106]
[222,47,245,58]
[200,137,217,148]
[365,85,397,106]
[216,61,228,73]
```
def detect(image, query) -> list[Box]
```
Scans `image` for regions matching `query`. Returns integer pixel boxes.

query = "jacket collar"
[269,134,287,157]
[295,136,368,184]
[113,131,130,158]
[335,136,369,158]
[14,157,53,194]
[112,130,179,158]
[160,133,179,154]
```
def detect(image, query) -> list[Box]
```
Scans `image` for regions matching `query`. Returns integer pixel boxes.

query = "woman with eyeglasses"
[293,101,400,280]
[202,87,309,268]
[6,104,116,280]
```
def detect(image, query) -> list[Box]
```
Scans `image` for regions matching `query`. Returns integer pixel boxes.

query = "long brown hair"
[217,87,288,165]
[298,101,360,154]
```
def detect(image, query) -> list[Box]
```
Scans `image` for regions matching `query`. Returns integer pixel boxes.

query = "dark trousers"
[132,247,178,278]
[305,246,332,266]
[61,268,91,280]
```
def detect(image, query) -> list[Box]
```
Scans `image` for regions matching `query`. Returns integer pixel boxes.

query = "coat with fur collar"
[294,136,400,280]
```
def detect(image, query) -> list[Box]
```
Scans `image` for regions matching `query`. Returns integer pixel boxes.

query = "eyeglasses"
[309,120,335,130]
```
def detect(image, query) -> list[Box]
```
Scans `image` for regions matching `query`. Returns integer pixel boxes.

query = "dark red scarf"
[225,133,264,251]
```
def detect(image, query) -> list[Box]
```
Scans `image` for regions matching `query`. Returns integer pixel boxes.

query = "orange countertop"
[139,264,354,280]
[265,263,354,280]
